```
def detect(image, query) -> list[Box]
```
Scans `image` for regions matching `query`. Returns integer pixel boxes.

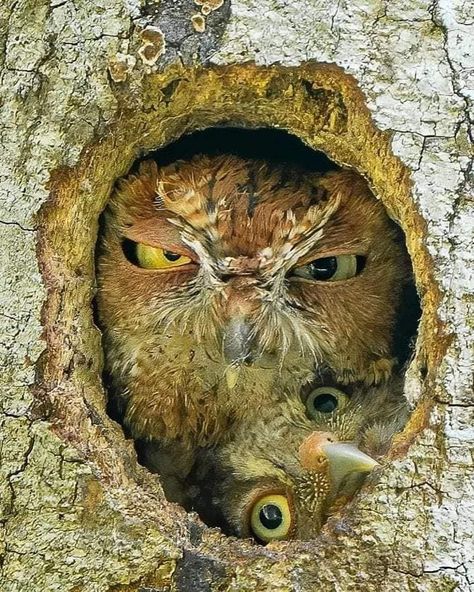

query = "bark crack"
[429,1,473,139]
[0,219,35,232]
[3,422,35,519]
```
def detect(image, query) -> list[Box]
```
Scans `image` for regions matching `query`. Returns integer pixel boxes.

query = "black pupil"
[259,504,283,530]
[164,251,181,261]
[313,393,338,413]
[308,257,337,280]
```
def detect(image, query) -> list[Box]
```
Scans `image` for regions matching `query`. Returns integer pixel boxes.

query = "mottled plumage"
[184,379,409,542]
[96,154,411,451]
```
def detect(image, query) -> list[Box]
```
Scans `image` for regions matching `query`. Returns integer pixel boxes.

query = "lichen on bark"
[0,0,472,590]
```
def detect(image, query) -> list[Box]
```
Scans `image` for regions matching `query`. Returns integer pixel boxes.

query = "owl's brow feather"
[152,175,344,279]
[159,202,340,283]
[266,192,343,276]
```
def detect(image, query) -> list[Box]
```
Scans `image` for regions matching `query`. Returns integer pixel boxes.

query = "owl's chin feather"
[112,338,318,446]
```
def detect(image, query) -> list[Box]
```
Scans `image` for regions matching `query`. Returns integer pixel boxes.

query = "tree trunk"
[0,1,472,590]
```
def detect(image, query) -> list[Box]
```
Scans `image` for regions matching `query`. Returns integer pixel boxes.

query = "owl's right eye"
[122,239,192,270]
[305,386,349,418]
[292,254,365,281]
[248,493,294,543]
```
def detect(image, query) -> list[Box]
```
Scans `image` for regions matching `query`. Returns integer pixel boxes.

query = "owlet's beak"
[321,442,379,492]
[299,432,379,494]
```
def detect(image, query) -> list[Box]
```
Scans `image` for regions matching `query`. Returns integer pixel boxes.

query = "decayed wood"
[0,0,472,590]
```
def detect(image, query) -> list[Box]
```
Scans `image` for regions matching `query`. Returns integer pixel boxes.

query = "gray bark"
[0,0,472,591]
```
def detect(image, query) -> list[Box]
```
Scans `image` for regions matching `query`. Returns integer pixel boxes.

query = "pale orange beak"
[299,431,379,491]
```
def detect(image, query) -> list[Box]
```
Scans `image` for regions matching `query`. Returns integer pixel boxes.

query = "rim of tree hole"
[36,62,446,557]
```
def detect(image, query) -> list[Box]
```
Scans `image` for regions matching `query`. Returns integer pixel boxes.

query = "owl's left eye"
[248,493,294,543]
[305,386,349,419]
[292,254,364,281]
[122,239,192,270]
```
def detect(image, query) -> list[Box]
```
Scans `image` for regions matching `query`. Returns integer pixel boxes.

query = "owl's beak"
[299,432,379,493]
[222,317,254,389]
[223,317,254,363]
[322,442,379,492]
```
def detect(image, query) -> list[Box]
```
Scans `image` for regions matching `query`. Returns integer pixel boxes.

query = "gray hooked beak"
[322,442,379,492]
[223,317,254,390]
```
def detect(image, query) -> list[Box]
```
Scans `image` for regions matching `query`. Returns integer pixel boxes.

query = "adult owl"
[184,379,408,542]
[96,154,411,449]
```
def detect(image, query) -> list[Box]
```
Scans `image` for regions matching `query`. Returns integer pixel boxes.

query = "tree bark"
[0,1,472,591]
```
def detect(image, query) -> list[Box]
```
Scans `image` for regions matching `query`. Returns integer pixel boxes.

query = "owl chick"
[184,379,409,542]
[96,154,411,449]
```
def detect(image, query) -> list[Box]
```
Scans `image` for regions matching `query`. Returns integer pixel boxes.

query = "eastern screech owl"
[185,378,408,542]
[96,154,411,449]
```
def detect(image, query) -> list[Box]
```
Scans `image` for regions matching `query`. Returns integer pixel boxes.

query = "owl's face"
[97,155,410,445]
[188,380,408,542]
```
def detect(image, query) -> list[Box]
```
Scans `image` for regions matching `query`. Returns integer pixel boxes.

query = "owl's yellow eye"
[123,239,192,270]
[136,244,191,270]
[249,493,293,543]
[293,254,364,281]
[305,386,349,419]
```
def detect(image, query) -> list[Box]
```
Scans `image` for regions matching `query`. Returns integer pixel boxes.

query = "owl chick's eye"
[122,239,192,271]
[305,386,349,418]
[249,493,293,543]
[292,254,365,281]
